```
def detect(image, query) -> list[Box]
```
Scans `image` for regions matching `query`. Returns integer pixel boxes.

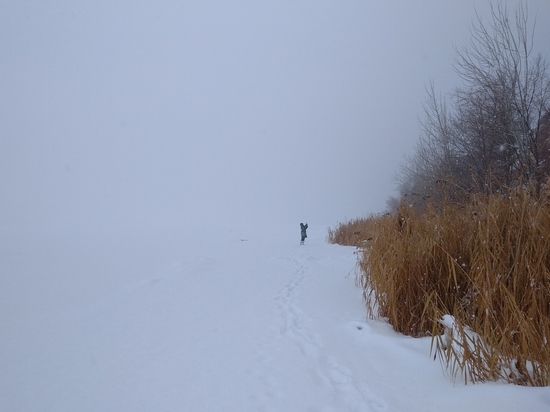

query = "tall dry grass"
[327,217,379,247]
[330,185,550,386]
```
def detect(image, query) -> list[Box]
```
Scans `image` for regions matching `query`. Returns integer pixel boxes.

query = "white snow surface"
[2,225,550,412]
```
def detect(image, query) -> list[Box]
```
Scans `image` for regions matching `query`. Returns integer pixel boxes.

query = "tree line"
[394,3,550,210]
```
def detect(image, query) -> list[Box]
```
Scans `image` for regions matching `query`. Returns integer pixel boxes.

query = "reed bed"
[330,186,550,386]
[327,217,379,247]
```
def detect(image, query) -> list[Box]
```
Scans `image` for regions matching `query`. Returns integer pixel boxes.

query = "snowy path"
[272,250,386,411]
[2,227,550,411]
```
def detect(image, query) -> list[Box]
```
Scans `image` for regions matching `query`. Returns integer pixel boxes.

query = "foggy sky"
[2,1,550,233]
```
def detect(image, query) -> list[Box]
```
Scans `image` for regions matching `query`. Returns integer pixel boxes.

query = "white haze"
[3,3,550,410]
[2,1,550,234]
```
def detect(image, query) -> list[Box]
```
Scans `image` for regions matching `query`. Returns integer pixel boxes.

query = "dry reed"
[327,216,379,247]
[329,185,550,386]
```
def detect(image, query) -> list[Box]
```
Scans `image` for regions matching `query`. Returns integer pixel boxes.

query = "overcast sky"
[2,1,550,234]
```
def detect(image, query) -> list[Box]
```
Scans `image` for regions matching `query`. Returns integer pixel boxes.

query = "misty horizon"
[2,1,550,234]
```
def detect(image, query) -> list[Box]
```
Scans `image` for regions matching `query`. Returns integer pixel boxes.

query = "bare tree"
[397,2,550,207]
[397,83,465,208]
[454,2,550,189]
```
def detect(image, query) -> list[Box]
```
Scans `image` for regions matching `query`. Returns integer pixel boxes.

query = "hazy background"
[2,0,550,235]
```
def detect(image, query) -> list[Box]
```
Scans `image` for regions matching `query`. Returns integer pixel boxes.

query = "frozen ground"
[2,225,550,411]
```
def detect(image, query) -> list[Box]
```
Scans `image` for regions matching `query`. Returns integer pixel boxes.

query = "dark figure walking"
[300,223,308,245]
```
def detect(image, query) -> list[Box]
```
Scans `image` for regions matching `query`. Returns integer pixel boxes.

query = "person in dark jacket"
[300,223,308,244]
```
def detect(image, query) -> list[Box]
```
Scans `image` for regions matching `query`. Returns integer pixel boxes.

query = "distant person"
[300,223,308,245]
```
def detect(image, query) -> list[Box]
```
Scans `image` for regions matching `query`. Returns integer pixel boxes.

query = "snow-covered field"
[2,225,550,411]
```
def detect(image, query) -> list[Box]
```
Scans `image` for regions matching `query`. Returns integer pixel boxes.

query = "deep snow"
[2,225,550,411]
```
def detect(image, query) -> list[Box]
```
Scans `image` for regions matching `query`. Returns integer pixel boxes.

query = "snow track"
[272,248,388,412]
[276,255,318,356]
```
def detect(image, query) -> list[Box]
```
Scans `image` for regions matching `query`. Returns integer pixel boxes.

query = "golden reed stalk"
[329,184,550,386]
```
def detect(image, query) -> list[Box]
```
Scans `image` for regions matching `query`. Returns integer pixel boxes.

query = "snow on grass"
[1,225,550,411]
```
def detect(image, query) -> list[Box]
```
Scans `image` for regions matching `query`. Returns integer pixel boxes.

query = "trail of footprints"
[275,256,320,357]
[271,253,388,412]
